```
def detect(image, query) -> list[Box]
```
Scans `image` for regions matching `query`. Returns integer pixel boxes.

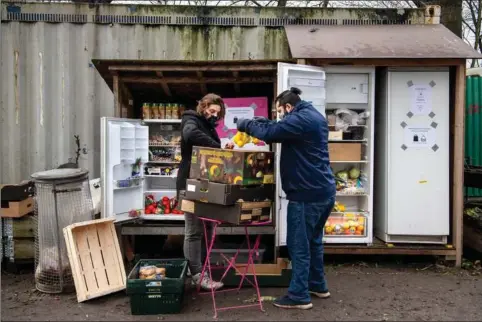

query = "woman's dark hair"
[275,87,302,107]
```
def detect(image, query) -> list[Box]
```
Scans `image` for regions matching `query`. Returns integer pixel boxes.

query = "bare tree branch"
[463,18,476,34]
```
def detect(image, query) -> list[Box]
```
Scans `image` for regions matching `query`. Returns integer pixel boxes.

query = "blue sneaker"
[273,295,313,310]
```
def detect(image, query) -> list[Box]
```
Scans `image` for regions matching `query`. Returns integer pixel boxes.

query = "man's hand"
[224,142,235,149]
[236,118,249,132]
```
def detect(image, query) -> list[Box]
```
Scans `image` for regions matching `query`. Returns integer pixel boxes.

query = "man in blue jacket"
[236,87,336,310]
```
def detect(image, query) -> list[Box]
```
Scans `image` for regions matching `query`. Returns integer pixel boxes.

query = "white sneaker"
[191,273,224,291]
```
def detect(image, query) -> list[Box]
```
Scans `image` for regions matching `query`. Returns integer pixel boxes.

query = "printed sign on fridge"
[410,84,432,116]
[404,126,436,149]
[216,97,269,151]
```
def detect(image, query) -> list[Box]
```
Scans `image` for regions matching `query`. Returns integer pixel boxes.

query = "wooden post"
[453,63,466,268]
[113,74,122,117]
[119,82,134,118]
[297,59,306,65]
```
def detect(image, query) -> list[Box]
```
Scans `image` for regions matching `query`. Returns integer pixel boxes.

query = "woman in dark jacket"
[176,93,232,291]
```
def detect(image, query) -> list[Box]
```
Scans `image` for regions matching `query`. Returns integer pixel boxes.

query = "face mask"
[207,116,219,127]
[278,106,290,120]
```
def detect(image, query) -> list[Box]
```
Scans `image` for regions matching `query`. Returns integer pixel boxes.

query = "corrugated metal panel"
[0,22,290,183]
[1,2,426,26]
[0,2,429,184]
[284,24,482,59]
[465,73,482,197]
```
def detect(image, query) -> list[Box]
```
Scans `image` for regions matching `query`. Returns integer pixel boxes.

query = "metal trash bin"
[31,168,94,293]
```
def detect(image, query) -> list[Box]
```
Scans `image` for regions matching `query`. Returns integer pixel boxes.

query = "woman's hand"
[224,142,235,149]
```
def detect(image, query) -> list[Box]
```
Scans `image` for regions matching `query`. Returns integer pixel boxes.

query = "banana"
[233,176,243,184]
[209,165,219,177]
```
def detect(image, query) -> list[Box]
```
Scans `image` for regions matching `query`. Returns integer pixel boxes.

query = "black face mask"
[207,116,219,127]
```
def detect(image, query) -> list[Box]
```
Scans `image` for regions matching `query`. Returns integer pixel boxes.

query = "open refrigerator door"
[101,117,149,223]
[275,62,327,247]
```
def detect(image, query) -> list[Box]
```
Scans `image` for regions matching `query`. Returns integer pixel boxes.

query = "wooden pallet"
[63,218,126,303]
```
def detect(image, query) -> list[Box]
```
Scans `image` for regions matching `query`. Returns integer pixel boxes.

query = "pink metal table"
[196,216,271,319]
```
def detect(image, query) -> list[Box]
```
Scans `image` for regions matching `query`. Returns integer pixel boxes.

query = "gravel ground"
[2,262,482,321]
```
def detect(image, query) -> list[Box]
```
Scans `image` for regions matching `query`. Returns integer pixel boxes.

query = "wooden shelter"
[94,11,482,268]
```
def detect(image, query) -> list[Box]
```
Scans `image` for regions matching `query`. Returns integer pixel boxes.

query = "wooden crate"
[3,237,35,261]
[63,218,126,303]
[3,215,36,238]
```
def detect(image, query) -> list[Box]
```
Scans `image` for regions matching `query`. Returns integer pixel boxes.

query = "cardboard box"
[185,179,275,205]
[1,197,34,218]
[189,147,275,185]
[328,131,343,140]
[180,199,272,225]
[327,114,336,126]
[329,143,362,161]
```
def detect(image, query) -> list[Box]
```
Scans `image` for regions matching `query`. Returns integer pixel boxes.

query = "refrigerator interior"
[374,68,450,244]
[141,119,183,221]
[275,64,375,246]
[101,118,149,222]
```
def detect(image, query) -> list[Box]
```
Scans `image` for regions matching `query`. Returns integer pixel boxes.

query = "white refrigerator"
[275,63,375,246]
[375,68,450,244]
[101,117,183,223]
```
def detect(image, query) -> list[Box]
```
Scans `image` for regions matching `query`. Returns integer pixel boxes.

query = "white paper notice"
[411,84,432,115]
[224,107,255,130]
[404,126,436,149]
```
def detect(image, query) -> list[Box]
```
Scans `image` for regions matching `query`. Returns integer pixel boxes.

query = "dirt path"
[2,265,482,321]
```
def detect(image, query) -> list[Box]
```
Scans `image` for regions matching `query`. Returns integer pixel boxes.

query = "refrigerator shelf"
[323,236,371,244]
[114,177,144,189]
[331,160,369,164]
[149,144,180,147]
[121,158,135,163]
[147,160,181,164]
[144,189,176,194]
[143,119,182,124]
[336,192,368,197]
[328,139,367,143]
[330,211,369,216]
[140,214,185,221]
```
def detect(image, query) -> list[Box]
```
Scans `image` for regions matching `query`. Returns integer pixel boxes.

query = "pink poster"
[216,97,270,151]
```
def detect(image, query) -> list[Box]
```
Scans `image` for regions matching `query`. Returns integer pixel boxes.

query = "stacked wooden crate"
[1,182,35,272]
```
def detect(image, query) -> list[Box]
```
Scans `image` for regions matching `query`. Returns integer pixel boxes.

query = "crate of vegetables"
[144,194,184,216]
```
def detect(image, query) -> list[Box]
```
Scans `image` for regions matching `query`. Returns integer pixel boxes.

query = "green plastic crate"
[126,258,188,315]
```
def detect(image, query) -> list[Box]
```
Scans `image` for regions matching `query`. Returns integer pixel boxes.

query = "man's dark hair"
[276,87,302,107]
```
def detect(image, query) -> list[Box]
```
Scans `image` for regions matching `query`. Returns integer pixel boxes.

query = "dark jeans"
[286,197,335,303]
